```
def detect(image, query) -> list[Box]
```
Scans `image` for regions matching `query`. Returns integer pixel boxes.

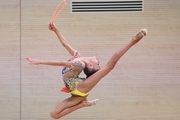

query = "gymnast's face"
[89,56,101,71]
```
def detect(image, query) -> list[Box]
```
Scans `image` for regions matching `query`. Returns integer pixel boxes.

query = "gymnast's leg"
[50,95,98,119]
[77,29,148,93]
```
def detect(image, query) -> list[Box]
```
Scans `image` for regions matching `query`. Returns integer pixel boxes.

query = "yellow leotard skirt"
[62,78,89,97]
[71,88,89,97]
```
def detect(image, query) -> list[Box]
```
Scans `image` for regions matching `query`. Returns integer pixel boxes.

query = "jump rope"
[50,0,66,23]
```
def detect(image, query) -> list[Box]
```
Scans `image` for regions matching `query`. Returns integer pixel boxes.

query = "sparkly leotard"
[61,51,88,96]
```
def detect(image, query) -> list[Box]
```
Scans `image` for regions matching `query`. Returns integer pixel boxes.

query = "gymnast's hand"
[48,23,57,31]
[26,57,40,65]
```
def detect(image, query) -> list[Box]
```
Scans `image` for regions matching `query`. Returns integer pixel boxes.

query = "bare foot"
[82,99,99,107]
[132,29,148,44]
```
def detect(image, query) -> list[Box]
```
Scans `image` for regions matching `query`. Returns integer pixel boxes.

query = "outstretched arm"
[26,57,71,67]
[49,23,76,56]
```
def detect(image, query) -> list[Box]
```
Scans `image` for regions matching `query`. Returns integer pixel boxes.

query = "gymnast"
[26,23,147,119]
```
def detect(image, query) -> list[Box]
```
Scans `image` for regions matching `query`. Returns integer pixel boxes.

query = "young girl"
[26,23,147,119]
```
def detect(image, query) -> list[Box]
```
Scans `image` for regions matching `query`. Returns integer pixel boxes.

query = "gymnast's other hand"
[26,57,41,65]
[48,23,57,32]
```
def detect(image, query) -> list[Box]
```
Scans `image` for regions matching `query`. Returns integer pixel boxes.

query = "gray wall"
[0,0,180,119]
